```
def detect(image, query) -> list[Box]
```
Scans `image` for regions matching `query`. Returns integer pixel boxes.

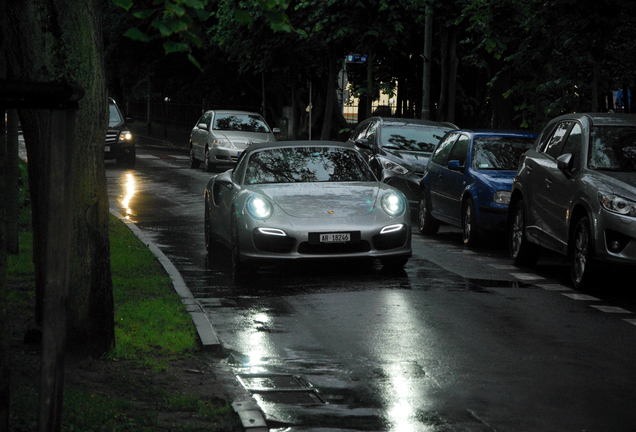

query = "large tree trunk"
[3,0,114,356]
[320,59,337,140]
[437,26,458,123]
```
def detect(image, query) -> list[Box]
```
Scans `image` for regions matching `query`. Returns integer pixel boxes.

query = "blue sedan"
[417,130,538,245]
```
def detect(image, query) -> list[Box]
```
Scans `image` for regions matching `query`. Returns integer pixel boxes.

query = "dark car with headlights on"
[204,141,412,275]
[508,113,636,289]
[105,98,135,166]
[418,129,537,245]
[346,117,458,212]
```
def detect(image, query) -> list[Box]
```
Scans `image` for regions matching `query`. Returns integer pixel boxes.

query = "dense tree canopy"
[109,0,636,134]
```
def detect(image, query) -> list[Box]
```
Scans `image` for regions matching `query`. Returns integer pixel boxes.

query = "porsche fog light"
[380,224,404,234]
[246,196,273,220]
[381,192,405,217]
[493,191,511,205]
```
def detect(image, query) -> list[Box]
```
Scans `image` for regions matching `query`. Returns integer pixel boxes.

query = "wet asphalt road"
[106,145,636,432]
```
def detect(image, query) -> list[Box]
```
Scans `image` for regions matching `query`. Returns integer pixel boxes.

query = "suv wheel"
[570,216,596,290]
[509,200,540,265]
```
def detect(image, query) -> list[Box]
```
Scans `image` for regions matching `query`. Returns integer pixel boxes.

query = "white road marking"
[590,305,632,314]
[562,293,600,301]
[537,283,572,291]
[512,273,545,281]
[489,264,517,270]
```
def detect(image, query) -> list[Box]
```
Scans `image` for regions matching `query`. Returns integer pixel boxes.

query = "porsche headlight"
[599,192,636,217]
[381,192,406,217]
[246,196,273,220]
[378,156,410,175]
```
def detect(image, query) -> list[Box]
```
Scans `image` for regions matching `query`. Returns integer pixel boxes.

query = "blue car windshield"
[214,114,270,133]
[381,125,449,153]
[245,147,376,184]
[588,126,636,172]
[472,136,535,170]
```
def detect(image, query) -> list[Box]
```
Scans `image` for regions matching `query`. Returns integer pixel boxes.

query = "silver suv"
[508,113,636,289]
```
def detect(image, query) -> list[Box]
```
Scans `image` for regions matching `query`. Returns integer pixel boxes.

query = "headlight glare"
[246,196,273,220]
[381,192,405,217]
[119,131,133,142]
[598,192,636,217]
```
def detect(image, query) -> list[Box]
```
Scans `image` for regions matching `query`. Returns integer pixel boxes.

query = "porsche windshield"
[245,147,376,184]
[588,126,636,172]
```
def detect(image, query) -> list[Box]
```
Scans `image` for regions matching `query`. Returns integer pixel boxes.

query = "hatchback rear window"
[472,136,535,170]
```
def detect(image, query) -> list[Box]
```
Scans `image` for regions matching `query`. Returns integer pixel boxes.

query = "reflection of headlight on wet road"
[121,173,135,219]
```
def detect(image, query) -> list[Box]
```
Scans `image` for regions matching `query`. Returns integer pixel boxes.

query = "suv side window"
[544,121,572,159]
[431,133,459,165]
[560,122,583,169]
[365,121,379,146]
[352,122,370,142]
[447,135,470,167]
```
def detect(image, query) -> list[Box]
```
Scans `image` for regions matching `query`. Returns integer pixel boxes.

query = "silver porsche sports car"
[204,141,412,274]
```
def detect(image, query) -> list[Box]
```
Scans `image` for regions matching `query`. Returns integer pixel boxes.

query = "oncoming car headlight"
[599,192,636,217]
[119,131,133,142]
[381,192,406,217]
[246,195,273,220]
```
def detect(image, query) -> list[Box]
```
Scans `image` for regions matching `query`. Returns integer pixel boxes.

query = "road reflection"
[120,172,136,220]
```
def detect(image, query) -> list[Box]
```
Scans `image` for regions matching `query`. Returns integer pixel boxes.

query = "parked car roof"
[450,129,539,138]
[546,112,636,127]
[365,116,459,129]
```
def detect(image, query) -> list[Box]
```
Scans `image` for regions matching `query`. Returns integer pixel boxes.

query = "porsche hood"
[254,183,381,218]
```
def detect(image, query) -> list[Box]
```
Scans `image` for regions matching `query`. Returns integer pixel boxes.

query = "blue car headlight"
[493,191,511,205]
[381,191,406,217]
[246,195,273,220]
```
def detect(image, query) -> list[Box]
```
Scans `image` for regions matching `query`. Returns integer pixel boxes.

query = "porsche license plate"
[320,233,350,243]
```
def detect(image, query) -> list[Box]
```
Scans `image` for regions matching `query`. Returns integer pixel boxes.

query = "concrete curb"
[109,209,269,431]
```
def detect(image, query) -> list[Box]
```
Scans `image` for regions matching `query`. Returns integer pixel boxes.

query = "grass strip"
[7,159,241,431]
